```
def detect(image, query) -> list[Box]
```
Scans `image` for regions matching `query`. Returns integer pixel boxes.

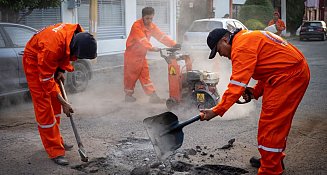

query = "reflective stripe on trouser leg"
[139,59,155,95]
[27,75,65,159]
[258,149,285,175]
[257,62,309,175]
[124,53,144,95]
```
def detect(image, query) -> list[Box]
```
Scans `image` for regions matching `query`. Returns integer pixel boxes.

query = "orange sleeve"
[37,49,61,97]
[212,36,258,116]
[58,57,74,72]
[252,80,264,99]
[151,24,176,47]
[131,23,152,49]
[268,20,274,26]
[276,20,286,31]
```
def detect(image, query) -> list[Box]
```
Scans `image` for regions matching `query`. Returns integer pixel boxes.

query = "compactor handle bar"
[159,47,183,64]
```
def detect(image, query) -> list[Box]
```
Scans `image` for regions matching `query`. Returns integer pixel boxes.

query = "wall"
[61,0,177,56]
[213,0,229,18]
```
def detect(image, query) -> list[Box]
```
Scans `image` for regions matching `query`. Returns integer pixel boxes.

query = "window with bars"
[136,0,171,35]
[78,0,126,40]
[19,8,61,30]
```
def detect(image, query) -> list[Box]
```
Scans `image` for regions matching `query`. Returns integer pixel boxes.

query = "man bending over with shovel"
[23,23,97,165]
[200,28,310,174]
[124,7,180,103]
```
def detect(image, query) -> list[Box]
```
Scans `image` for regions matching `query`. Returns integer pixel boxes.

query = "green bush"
[239,0,274,26]
[244,19,266,30]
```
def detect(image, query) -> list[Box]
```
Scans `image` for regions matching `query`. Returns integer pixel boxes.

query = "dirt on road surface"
[1,59,326,175]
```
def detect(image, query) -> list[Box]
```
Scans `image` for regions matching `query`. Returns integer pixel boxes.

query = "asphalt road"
[0,38,326,174]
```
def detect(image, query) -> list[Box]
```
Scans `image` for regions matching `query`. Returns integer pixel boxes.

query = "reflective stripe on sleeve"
[143,83,153,87]
[125,89,134,93]
[230,80,247,88]
[41,75,54,82]
[55,114,61,118]
[258,145,283,153]
[38,120,56,129]
[139,37,147,42]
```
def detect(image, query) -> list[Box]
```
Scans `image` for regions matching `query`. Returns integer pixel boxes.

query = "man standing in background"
[124,7,180,103]
[268,11,286,36]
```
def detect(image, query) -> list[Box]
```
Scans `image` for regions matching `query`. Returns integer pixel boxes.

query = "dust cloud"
[186,51,258,120]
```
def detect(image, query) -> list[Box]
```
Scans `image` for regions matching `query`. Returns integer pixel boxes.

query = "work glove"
[55,68,65,84]
[241,87,254,102]
[173,43,181,49]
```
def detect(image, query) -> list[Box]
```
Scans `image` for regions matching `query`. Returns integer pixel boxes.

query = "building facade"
[19,0,177,56]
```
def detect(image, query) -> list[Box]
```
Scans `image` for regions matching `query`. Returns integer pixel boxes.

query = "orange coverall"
[268,19,286,36]
[23,23,82,158]
[212,30,310,174]
[124,19,176,96]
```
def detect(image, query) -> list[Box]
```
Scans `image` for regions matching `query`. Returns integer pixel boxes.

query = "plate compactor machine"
[159,47,220,110]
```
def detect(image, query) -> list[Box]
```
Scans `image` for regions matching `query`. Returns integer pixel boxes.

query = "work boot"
[63,143,74,151]
[250,156,285,170]
[149,93,165,103]
[125,95,136,102]
[52,156,69,166]
[250,156,261,168]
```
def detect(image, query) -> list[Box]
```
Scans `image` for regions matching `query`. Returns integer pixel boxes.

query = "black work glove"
[173,44,181,49]
[54,67,66,84]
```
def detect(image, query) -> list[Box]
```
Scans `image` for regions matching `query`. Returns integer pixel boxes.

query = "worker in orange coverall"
[23,23,97,166]
[124,7,179,103]
[268,11,286,36]
[200,28,310,175]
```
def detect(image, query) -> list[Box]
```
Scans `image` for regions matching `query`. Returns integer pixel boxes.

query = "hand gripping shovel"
[58,80,89,162]
[143,112,202,161]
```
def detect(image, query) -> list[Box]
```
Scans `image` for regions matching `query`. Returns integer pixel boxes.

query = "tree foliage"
[239,0,274,26]
[244,19,266,30]
[244,0,273,6]
[0,0,61,22]
[286,0,305,35]
[0,0,61,12]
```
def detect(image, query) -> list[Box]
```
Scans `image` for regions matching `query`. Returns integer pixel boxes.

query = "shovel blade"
[143,112,184,160]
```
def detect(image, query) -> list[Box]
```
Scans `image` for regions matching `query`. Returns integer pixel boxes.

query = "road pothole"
[72,137,248,175]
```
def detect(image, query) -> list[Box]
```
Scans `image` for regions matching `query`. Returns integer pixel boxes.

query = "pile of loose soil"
[72,137,248,175]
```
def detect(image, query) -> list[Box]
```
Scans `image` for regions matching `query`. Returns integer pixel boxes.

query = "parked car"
[300,21,327,41]
[182,18,248,54]
[0,22,93,99]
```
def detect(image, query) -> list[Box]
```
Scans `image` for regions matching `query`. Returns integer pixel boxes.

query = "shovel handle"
[176,115,201,129]
[58,80,84,149]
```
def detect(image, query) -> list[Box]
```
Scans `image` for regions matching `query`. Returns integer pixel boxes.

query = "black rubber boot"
[52,156,69,166]
[125,95,136,102]
[63,143,73,151]
[149,93,165,103]
[250,156,261,168]
[250,156,285,170]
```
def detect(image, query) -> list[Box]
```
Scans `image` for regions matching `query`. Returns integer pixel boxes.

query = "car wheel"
[66,62,89,93]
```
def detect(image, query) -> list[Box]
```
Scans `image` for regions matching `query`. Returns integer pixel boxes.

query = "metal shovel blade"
[143,112,184,161]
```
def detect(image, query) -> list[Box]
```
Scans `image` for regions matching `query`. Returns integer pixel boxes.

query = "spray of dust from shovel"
[143,112,202,161]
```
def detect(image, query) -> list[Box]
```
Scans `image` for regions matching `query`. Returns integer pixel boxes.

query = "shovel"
[58,80,89,162]
[143,111,202,161]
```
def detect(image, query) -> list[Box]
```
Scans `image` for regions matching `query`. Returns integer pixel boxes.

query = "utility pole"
[89,0,97,38]
[229,0,233,18]
[207,0,214,18]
